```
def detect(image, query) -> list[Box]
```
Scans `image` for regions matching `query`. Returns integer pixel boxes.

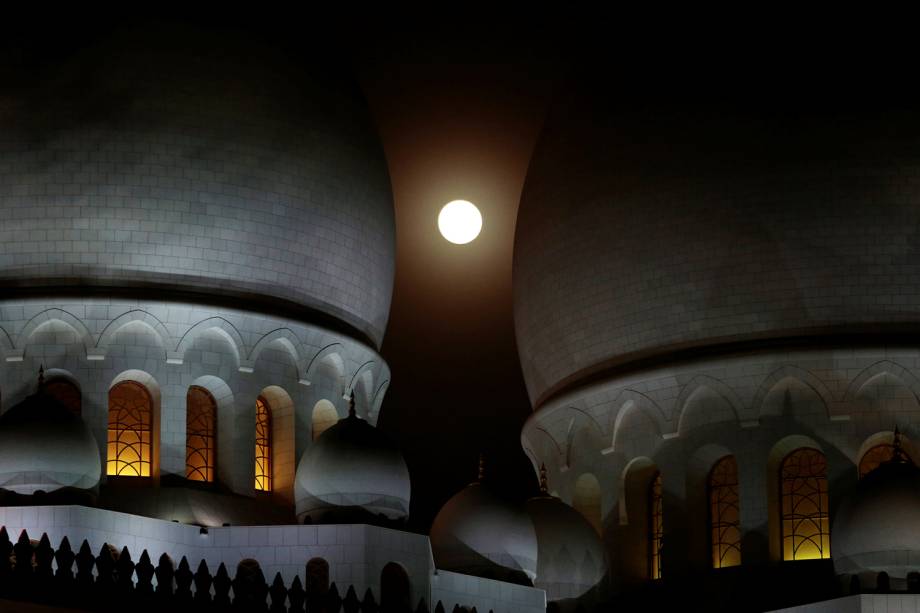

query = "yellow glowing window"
[186,386,216,482]
[709,455,741,568]
[107,381,152,478]
[781,448,830,561]
[45,378,81,415]
[650,472,663,580]
[255,396,272,492]
[858,444,896,478]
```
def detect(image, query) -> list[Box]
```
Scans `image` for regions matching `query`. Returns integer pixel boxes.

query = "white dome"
[430,482,538,583]
[0,23,395,346]
[294,412,410,523]
[0,388,100,495]
[514,93,920,404]
[833,459,920,579]
[526,494,606,601]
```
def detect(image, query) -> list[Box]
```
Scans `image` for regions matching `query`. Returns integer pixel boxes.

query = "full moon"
[438,200,482,244]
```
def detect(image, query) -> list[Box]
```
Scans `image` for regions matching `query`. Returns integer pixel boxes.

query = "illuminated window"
[650,472,663,579]
[781,448,830,561]
[859,444,896,478]
[709,455,741,568]
[255,396,272,492]
[107,381,152,477]
[45,378,81,415]
[186,386,216,482]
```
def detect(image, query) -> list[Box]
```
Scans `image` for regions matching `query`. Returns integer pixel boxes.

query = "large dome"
[430,482,538,584]
[294,409,410,524]
[0,23,395,346]
[514,88,920,404]
[0,383,101,496]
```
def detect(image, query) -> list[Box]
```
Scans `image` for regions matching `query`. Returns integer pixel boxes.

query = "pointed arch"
[304,343,346,384]
[349,364,375,418]
[676,377,742,435]
[371,379,390,419]
[757,375,830,422]
[346,360,376,399]
[531,427,564,463]
[612,399,663,457]
[249,328,304,379]
[845,360,920,405]
[563,406,604,468]
[173,317,245,366]
[96,310,171,358]
[16,308,94,358]
[608,389,667,441]
[753,366,835,419]
[305,345,346,403]
[0,325,14,359]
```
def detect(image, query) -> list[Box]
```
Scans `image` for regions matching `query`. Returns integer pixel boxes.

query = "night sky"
[355,28,562,530]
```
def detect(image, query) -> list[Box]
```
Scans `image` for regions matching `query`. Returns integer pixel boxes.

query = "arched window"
[380,562,411,612]
[107,381,153,477]
[859,444,895,478]
[312,399,338,441]
[780,448,830,561]
[305,557,330,597]
[709,455,741,568]
[45,378,81,415]
[186,386,216,482]
[649,472,663,579]
[255,396,272,492]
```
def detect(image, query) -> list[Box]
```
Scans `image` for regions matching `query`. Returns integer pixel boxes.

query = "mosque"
[0,21,918,613]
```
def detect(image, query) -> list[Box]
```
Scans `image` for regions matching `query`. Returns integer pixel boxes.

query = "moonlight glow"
[438,200,482,244]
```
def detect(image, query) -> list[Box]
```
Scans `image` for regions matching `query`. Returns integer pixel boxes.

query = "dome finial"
[37,364,45,390]
[478,453,485,482]
[348,394,356,418]
[539,463,549,495]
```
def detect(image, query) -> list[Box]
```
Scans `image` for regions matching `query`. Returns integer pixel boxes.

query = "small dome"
[526,494,606,601]
[294,410,410,523]
[430,482,538,584]
[0,384,101,496]
[833,453,920,579]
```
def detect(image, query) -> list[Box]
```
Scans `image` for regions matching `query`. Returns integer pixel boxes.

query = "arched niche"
[573,472,603,535]
[611,457,659,585]
[856,430,917,478]
[311,399,338,441]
